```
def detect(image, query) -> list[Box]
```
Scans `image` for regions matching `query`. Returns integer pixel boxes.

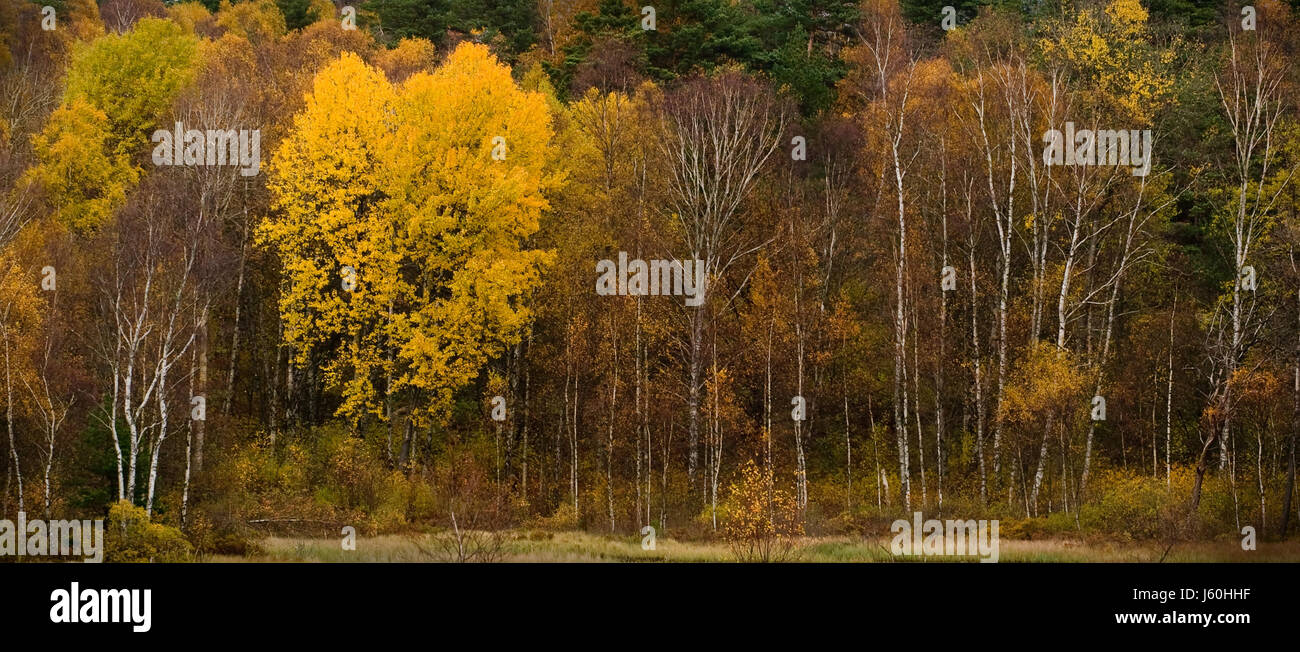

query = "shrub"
[722,460,804,562]
[1079,468,1192,541]
[529,502,579,532]
[104,501,193,562]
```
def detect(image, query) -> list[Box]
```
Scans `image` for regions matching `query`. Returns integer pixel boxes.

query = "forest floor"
[209,532,1300,563]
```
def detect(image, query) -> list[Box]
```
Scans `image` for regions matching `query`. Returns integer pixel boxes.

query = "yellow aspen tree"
[24,99,138,231]
[263,43,558,429]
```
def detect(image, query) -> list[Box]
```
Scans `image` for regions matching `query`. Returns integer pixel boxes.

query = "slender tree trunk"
[765,316,773,508]
[194,304,208,473]
[1167,299,1175,486]
[145,355,171,517]
[935,216,948,512]
[911,301,925,508]
[994,234,1010,483]
[1257,427,1266,528]
[894,198,911,511]
[1030,413,1054,516]
[1190,422,1220,517]
[123,352,140,502]
[223,213,248,417]
[969,236,987,504]
[868,394,880,509]
[182,345,195,527]
[562,330,571,510]
[109,350,124,502]
[794,308,807,511]
[687,308,702,490]
[571,347,580,515]
[3,323,21,514]
[1283,288,1299,538]
[634,302,642,527]
[844,376,852,512]
[606,317,617,534]
[710,338,723,527]
[660,420,671,532]
[523,332,532,499]
[1080,280,1121,496]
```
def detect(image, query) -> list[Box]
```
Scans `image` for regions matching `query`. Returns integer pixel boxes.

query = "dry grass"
[209,531,1300,563]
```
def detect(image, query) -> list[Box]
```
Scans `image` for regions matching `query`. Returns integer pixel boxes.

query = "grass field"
[209,532,1300,563]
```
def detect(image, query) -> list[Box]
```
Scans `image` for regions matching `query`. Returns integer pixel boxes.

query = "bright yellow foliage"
[723,459,803,562]
[65,0,106,43]
[62,17,200,157]
[215,0,287,43]
[23,99,138,231]
[1000,342,1089,426]
[308,0,337,22]
[167,2,214,32]
[373,37,436,83]
[1038,0,1176,124]
[262,43,559,424]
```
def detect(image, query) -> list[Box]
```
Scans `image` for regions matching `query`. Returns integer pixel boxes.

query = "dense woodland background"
[2,0,1300,559]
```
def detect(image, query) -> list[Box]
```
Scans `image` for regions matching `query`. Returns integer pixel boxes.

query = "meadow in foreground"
[213,532,1300,563]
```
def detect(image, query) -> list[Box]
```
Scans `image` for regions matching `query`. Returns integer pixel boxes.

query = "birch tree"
[654,71,788,490]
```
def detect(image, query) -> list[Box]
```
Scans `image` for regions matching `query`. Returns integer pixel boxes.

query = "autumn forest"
[1,0,1299,562]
